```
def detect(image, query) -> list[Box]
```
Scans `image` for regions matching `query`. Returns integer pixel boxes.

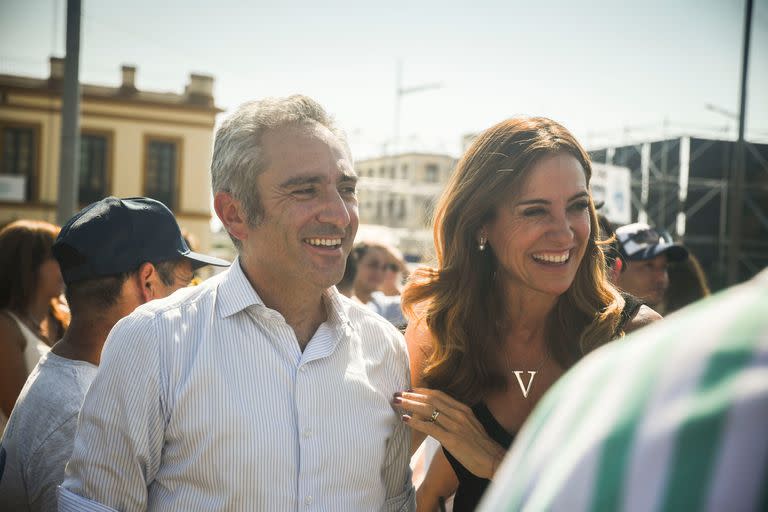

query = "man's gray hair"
[211,95,351,230]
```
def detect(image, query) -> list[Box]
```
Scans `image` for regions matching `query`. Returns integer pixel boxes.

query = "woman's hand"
[392,387,506,479]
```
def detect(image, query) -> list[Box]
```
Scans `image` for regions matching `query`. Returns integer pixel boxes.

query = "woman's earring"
[478,235,487,251]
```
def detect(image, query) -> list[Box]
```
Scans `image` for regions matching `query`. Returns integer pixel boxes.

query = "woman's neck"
[26,294,51,325]
[355,288,374,304]
[499,282,558,341]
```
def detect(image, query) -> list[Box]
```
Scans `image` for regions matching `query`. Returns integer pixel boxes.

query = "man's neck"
[50,317,116,366]
[239,259,327,351]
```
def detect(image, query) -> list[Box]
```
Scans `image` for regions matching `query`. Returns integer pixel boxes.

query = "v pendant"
[512,370,537,398]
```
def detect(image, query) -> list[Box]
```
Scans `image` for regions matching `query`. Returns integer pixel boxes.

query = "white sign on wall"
[0,175,26,202]
[590,163,631,225]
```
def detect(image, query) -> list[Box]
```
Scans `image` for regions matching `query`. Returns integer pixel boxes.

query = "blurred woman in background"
[0,220,68,429]
[381,244,409,297]
[351,241,407,328]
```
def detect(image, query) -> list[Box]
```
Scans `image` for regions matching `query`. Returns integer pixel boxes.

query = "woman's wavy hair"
[402,117,625,403]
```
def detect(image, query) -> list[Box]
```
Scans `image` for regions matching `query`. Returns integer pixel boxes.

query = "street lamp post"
[391,60,441,155]
[726,0,753,285]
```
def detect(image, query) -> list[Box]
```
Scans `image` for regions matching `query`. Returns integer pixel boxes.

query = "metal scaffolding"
[589,136,768,291]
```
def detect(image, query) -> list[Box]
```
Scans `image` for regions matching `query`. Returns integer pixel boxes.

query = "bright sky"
[1,0,767,159]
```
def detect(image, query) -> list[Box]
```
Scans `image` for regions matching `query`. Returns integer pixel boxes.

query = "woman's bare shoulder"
[404,308,436,387]
[625,304,662,334]
[0,311,26,351]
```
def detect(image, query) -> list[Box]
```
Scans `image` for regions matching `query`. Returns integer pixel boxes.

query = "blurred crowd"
[0,96,764,512]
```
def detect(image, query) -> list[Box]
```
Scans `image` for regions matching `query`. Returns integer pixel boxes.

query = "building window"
[79,133,109,205]
[145,138,179,211]
[401,164,409,179]
[0,124,38,201]
[425,163,439,183]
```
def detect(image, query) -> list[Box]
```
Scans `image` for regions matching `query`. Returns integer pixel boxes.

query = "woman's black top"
[442,293,643,511]
[443,402,515,511]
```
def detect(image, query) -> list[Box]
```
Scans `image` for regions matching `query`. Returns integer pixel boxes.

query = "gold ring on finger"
[429,408,440,423]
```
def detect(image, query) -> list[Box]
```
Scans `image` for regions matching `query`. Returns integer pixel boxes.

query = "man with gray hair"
[58,95,415,511]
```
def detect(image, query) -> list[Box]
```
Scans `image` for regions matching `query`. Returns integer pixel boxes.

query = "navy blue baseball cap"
[53,196,229,284]
[615,222,688,263]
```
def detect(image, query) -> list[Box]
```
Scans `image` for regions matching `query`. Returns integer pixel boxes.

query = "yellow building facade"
[0,57,221,253]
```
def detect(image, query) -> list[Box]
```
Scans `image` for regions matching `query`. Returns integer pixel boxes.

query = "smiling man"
[58,96,415,511]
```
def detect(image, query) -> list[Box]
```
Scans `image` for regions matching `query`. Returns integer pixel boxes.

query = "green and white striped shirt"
[479,269,768,512]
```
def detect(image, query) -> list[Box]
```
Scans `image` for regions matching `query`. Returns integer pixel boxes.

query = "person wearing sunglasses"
[381,245,409,297]
[352,241,407,328]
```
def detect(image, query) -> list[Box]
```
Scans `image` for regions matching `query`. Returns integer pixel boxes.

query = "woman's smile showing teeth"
[531,250,570,265]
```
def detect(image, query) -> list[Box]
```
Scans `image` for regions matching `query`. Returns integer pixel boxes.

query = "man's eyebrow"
[278,173,359,189]
[514,191,589,207]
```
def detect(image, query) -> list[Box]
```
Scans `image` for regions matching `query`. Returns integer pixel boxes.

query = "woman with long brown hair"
[393,117,659,510]
[0,219,68,428]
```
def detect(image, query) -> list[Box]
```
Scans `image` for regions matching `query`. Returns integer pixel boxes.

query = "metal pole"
[56,0,82,225]
[727,0,753,285]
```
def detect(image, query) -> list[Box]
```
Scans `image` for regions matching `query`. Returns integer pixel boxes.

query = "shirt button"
[305,495,313,505]
[299,366,307,373]
[302,428,312,438]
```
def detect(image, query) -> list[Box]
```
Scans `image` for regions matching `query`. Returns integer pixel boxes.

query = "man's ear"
[137,262,158,302]
[214,192,249,243]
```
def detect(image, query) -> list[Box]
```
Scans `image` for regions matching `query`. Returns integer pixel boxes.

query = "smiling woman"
[395,117,659,511]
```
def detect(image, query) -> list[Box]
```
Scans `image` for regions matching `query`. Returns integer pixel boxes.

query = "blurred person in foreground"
[0,197,228,512]
[614,222,688,310]
[352,240,407,328]
[0,220,68,431]
[479,266,768,512]
[664,250,710,314]
[392,117,660,511]
[58,96,415,511]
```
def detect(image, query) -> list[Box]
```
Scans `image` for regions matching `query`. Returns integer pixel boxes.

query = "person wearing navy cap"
[0,196,228,512]
[614,222,689,309]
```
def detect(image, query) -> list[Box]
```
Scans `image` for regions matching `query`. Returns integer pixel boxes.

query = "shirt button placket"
[297,362,312,507]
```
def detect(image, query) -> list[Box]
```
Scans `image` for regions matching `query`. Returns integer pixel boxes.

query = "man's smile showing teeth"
[305,238,342,248]
[532,251,570,264]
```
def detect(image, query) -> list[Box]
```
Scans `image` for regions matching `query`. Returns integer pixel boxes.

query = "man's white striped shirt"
[60,260,415,511]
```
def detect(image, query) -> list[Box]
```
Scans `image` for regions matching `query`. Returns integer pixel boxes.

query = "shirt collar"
[216,257,354,329]
[323,286,353,329]
[216,257,264,318]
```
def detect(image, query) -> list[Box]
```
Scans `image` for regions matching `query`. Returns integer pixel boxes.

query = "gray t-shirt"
[0,351,97,511]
